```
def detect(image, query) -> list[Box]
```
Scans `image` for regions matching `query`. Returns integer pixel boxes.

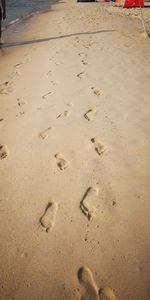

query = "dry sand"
[0,0,150,299]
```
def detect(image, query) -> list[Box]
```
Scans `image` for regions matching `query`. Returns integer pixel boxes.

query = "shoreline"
[3,0,58,28]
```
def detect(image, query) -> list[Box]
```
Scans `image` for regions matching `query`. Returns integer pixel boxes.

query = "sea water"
[3,0,56,27]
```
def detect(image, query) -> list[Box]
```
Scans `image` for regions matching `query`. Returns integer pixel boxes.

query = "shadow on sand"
[0,29,116,49]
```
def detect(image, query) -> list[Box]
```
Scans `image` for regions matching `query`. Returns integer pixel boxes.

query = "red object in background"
[123,0,144,7]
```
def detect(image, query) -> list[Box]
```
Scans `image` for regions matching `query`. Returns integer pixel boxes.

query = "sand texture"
[0,0,150,299]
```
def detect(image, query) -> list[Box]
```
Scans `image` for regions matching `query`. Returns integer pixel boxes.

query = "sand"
[0,0,150,299]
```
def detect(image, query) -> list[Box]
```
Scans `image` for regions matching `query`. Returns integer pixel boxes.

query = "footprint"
[75,37,80,44]
[17,98,25,107]
[66,102,73,107]
[55,153,69,170]
[78,266,99,300]
[19,111,25,116]
[40,202,58,233]
[14,62,22,68]
[47,70,52,76]
[91,87,102,96]
[25,58,32,64]
[84,109,97,121]
[9,71,21,79]
[39,127,53,140]
[78,52,88,59]
[0,144,9,160]
[49,56,54,61]
[50,80,57,86]
[99,287,117,300]
[42,91,52,99]
[81,59,88,65]
[91,138,106,156]
[0,81,13,95]
[77,72,86,79]
[56,110,70,119]
[80,186,99,221]
[78,52,84,57]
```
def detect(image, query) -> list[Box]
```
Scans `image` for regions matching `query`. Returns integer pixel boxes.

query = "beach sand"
[0,0,150,299]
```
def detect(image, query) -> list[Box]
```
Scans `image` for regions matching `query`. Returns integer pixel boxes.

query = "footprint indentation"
[50,80,57,86]
[19,111,25,116]
[78,52,84,57]
[17,98,25,107]
[80,186,99,221]
[91,138,106,156]
[9,71,21,79]
[56,110,70,119]
[39,127,53,140]
[0,144,9,160]
[14,62,22,68]
[84,109,96,121]
[91,87,102,96]
[55,153,69,170]
[81,59,88,65]
[47,70,52,76]
[42,91,52,99]
[0,81,13,95]
[77,71,86,79]
[78,266,99,300]
[99,287,117,300]
[40,202,58,233]
[66,102,73,107]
